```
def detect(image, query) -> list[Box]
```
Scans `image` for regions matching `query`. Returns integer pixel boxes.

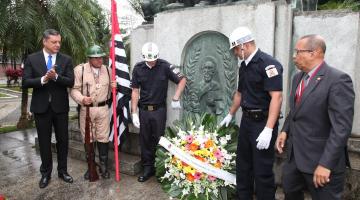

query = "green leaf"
[168,185,182,198]
[219,187,228,200]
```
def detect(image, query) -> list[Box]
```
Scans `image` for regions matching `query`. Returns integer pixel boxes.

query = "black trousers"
[34,106,69,177]
[283,156,345,200]
[139,107,166,168]
[236,116,277,200]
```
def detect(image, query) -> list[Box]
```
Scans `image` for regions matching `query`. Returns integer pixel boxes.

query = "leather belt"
[139,103,165,111]
[87,99,110,107]
[242,108,268,121]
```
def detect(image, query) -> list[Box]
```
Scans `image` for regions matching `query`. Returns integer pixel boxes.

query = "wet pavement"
[0,129,168,200]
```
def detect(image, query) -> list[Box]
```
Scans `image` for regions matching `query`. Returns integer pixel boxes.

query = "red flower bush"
[5,68,23,86]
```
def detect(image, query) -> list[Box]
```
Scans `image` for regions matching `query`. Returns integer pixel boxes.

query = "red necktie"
[295,75,308,104]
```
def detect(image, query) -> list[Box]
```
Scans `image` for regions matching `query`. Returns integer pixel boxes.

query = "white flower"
[199,125,204,131]
[180,173,185,179]
[226,134,231,140]
[220,137,227,145]
[224,154,232,160]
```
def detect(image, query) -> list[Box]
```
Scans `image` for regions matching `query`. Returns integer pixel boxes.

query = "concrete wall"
[130,3,360,136]
[131,2,293,126]
[130,24,154,68]
[293,11,360,136]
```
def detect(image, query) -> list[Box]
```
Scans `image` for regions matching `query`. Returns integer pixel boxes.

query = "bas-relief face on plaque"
[181,31,238,120]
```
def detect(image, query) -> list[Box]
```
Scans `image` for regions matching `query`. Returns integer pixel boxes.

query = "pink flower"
[208,175,217,181]
[214,149,224,160]
[185,135,194,144]
[194,172,202,180]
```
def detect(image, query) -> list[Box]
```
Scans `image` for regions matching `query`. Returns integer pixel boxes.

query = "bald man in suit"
[276,35,355,200]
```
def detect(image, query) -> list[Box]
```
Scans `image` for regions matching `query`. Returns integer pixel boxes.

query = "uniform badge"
[265,65,279,78]
[170,65,183,78]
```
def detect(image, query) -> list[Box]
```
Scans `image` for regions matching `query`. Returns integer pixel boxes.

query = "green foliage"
[0,125,18,134]
[0,93,9,98]
[0,0,110,65]
[0,123,34,134]
[318,0,360,11]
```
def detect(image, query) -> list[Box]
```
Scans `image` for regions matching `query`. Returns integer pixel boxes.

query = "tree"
[0,0,110,129]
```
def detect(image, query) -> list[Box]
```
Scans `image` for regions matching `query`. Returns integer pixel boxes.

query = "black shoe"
[58,172,74,183]
[137,170,155,182]
[39,176,51,188]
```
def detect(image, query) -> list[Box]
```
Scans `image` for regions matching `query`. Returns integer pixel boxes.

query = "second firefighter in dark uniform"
[220,27,283,199]
[131,42,186,182]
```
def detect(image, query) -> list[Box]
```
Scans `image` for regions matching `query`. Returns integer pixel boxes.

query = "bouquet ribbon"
[159,137,236,185]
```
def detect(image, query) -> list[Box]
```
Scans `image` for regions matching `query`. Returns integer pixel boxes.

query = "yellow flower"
[177,162,183,169]
[201,149,210,157]
[183,166,195,174]
[194,150,203,156]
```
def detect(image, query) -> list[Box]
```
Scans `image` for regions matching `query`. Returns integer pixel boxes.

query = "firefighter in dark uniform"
[131,42,186,182]
[220,27,283,199]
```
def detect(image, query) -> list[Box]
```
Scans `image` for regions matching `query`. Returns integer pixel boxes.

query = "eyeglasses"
[293,49,313,56]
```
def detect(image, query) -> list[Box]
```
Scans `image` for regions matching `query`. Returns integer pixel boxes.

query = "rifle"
[84,83,99,182]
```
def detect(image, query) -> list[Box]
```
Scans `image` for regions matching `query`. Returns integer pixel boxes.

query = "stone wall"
[131,1,293,127]
[131,3,360,136]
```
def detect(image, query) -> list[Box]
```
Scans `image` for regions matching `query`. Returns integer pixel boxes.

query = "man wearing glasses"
[276,34,355,200]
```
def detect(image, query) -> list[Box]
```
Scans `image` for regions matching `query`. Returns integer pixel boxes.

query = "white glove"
[256,127,273,150]
[220,113,233,127]
[171,100,181,109]
[132,113,140,129]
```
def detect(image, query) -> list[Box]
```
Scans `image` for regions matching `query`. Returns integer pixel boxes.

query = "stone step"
[68,121,141,156]
[35,137,142,176]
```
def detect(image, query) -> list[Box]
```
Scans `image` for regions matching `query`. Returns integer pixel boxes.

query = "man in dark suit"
[23,29,74,188]
[276,34,355,200]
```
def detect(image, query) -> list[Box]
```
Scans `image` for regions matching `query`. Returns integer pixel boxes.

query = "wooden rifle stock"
[84,83,99,182]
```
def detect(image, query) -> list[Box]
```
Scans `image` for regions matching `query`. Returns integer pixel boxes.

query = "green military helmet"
[86,45,106,57]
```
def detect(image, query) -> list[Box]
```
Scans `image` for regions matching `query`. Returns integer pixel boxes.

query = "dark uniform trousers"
[139,107,167,168]
[236,116,278,200]
[283,153,345,200]
[35,105,69,177]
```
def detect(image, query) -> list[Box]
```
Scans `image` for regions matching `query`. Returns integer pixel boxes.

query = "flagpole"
[111,0,120,182]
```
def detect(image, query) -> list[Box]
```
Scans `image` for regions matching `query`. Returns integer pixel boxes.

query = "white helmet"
[229,26,255,49]
[142,42,159,61]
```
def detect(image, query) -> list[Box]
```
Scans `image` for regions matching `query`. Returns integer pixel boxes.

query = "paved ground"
[0,78,169,200]
[0,129,168,200]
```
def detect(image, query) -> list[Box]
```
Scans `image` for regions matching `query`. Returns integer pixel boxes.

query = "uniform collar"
[145,62,153,69]
[244,48,259,66]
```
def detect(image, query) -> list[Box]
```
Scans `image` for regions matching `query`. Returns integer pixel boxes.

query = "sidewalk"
[0,129,168,200]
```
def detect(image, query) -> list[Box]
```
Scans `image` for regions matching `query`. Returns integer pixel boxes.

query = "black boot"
[97,142,110,179]
[83,143,96,180]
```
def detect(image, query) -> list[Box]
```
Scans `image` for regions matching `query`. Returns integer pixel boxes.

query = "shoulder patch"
[265,65,279,78]
[170,65,183,78]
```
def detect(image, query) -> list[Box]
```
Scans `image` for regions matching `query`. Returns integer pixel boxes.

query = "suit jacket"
[23,51,74,114]
[282,62,354,174]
